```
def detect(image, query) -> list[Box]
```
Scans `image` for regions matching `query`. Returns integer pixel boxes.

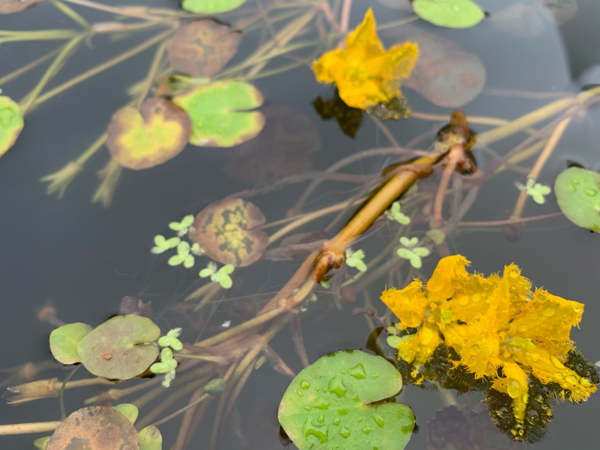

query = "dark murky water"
[0,0,599,449]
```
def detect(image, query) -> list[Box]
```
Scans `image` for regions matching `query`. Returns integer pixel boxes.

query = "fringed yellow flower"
[312,9,418,118]
[380,255,596,431]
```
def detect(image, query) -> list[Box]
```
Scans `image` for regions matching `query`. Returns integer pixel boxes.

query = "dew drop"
[551,356,565,369]
[459,296,469,305]
[340,369,346,374]
[566,183,576,192]
[300,379,310,389]
[566,375,578,384]
[374,414,385,428]
[470,344,480,355]
[507,379,521,398]
[585,188,598,196]
[333,417,340,426]
[196,121,204,129]
[542,306,555,316]
[296,389,304,397]
[313,398,329,410]
[304,406,311,411]
[527,410,540,425]
[339,426,351,439]
[318,414,325,423]
[363,426,373,435]
[529,352,541,362]
[338,409,348,416]
[328,376,347,398]
[572,179,580,185]
[349,363,367,379]
[302,418,328,443]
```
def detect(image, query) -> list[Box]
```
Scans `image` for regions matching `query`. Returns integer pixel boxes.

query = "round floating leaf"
[107,98,191,170]
[189,198,268,267]
[224,105,321,183]
[278,350,414,450]
[33,436,50,450]
[554,167,600,232]
[112,403,139,425]
[173,81,265,148]
[139,426,162,450]
[0,95,24,157]
[413,0,485,29]
[77,315,160,380]
[167,20,241,77]
[49,322,93,364]
[0,0,42,14]
[47,406,139,450]
[181,0,246,14]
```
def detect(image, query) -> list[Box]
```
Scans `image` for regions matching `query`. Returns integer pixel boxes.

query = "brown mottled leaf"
[107,98,191,170]
[47,406,139,450]
[387,25,485,107]
[224,105,320,183]
[0,0,42,14]
[189,198,268,267]
[168,20,241,77]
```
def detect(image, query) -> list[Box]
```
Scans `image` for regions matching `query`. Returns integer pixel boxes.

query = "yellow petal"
[381,281,427,328]
[426,255,470,303]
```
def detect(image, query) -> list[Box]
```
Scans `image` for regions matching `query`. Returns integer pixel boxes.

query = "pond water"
[0,0,599,449]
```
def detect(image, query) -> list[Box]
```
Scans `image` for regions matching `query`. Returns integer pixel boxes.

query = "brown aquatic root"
[172,385,205,450]
[290,313,310,368]
[262,345,296,378]
[183,396,215,448]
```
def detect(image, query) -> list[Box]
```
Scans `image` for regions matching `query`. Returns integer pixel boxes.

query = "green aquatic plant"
[516,178,551,205]
[0,92,24,158]
[345,248,367,272]
[397,237,430,268]
[157,328,183,351]
[554,167,600,231]
[412,0,486,29]
[385,201,411,225]
[426,229,446,245]
[151,235,180,254]
[168,241,195,268]
[181,0,247,14]
[49,323,93,365]
[278,350,414,450]
[150,348,178,388]
[169,214,194,237]
[199,262,235,289]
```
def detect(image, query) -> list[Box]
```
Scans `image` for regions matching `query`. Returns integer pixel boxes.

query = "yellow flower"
[312,9,418,117]
[380,255,596,431]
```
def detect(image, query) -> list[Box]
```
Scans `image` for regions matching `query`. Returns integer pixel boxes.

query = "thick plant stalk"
[0,421,61,435]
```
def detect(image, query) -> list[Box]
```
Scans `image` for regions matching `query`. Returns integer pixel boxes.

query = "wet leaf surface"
[387,25,485,107]
[413,0,485,29]
[427,404,526,450]
[278,350,414,450]
[107,98,191,170]
[0,0,42,14]
[77,315,160,380]
[47,406,139,450]
[138,426,162,450]
[173,81,265,148]
[313,92,363,138]
[49,322,93,365]
[181,0,246,14]
[189,198,268,267]
[554,167,600,231]
[0,95,24,157]
[224,105,321,183]
[167,20,241,77]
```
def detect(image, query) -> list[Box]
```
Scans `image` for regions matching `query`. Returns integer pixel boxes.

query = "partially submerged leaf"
[224,105,321,183]
[107,98,191,170]
[138,426,162,450]
[77,315,160,380]
[33,436,50,450]
[413,0,485,29]
[0,95,24,157]
[181,0,246,14]
[0,0,42,14]
[490,2,549,38]
[173,81,265,147]
[278,350,414,450]
[313,91,363,138]
[49,323,93,365]
[544,0,578,24]
[388,25,485,107]
[189,198,268,267]
[112,403,139,425]
[47,406,139,450]
[554,167,600,231]
[167,20,242,77]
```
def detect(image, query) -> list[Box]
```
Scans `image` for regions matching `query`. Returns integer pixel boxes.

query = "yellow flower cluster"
[381,255,596,427]
[312,9,418,117]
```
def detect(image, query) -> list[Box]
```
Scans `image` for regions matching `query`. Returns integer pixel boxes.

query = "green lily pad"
[413,0,485,29]
[47,406,139,450]
[77,315,161,380]
[278,350,414,450]
[554,167,600,232]
[107,98,191,170]
[167,20,241,77]
[0,95,24,157]
[49,322,93,365]
[139,426,162,450]
[112,403,139,425]
[33,436,50,450]
[173,81,265,148]
[181,0,246,14]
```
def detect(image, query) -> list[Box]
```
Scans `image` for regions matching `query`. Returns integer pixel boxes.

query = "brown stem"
[172,386,206,450]
[0,422,61,435]
[290,313,310,368]
[459,212,564,227]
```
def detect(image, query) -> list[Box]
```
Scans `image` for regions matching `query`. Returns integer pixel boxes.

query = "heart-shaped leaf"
[77,315,160,380]
[0,0,42,14]
[189,198,268,267]
[49,322,93,364]
[278,350,414,450]
[173,81,265,148]
[112,403,139,425]
[413,0,485,29]
[107,98,191,170]
[554,167,600,231]
[167,20,241,77]
[0,95,24,157]
[139,425,162,450]
[181,0,246,14]
[47,406,139,450]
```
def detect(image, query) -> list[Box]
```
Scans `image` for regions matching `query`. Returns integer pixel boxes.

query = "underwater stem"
[0,421,61,435]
